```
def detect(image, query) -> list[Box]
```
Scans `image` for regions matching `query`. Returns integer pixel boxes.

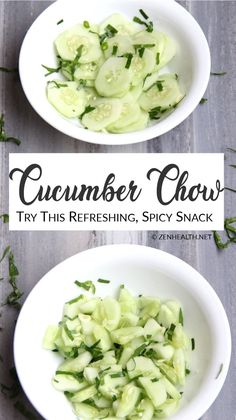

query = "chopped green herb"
[166,324,176,341]
[185,368,191,375]
[47,80,68,88]
[66,295,83,305]
[139,9,149,20]
[210,71,227,76]
[0,246,11,263]
[64,324,74,341]
[215,363,223,379]
[97,278,110,284]
[57,19,64,25]
[41,64,61,77]
[191,338,195,351]
[213,218,236,250]
[101,42,108,51]
[0,114,21,145]
[199,97,208,105]
[0,67,18,73]
[133,12,153,33]
[110,372,126,378]
[112,45,118,56]
[75,280,96,294]
[78,79,87,87]
[80,105,96,120]
[179,308,184,326]
[227,147,236,153]
[151,378,159,382]
[105,24,118,36]
[83,20,90,29]
[6,252,23,307]
[124,53,133,69]
[0,214,9,223]
[133,344,147,357]
[57,45,84,81]
[14,401,37,420]
[156,81,164,92]
[156,52,160,65]
[56,370,84,381]
[139,47,145,58]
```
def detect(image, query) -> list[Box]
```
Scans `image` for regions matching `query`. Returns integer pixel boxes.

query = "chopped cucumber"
[82,98,122,131]
[44,285,192,419]
[47,80,86,118]
[130,49,156,86]
[95,57,132,97]
[99,13,139,36]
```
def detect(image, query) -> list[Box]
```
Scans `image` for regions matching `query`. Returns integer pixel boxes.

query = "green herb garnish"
[199,97,208,105]
[210,72,227,76]
[139,9,149,20]
[213,217,236,250]
[185,368,191,375]
[156,81,164,92]
[191,338,195,351]
[97,278,110,284]
[0,214,9,223]
[179,308,184,326]
[101,42,109,51]
[0,114,21,145]
[133,10,153,33]
[166,323,176,341]
[66,295,83,305]
[0,67,18,73]
[57,19,64,25]
[75,280,96,294]
[63,324,74,341]
[156,52,160,65]
[80,105,96,120]
[47,81,68,88]
[112,45,118,56]
[41,64,61,77]
[83,20,90,29]
[124,53,133,69]
[110,372,126,378]
[6,252,23,307]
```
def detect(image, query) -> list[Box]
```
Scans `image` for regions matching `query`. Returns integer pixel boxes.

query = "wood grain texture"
[0,1,235,419]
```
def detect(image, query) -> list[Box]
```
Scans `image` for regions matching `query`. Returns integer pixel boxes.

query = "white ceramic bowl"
[19,0,210,145]
[14,245,231,420]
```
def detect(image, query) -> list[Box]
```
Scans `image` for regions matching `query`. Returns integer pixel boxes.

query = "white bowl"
[19,0,210,145]
[14,245,231,420]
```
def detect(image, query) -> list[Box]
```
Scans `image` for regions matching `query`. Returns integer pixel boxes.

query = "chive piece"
[83,20,90,29]
[191,338,195,351]
[14,401,37,420]
[185,368,191,375]
[112,45,118,56]
[80,105,96,120]
[101,42,108,51]
[75,280,96,294]
[0,114,21,145]
[112,395,117,402]
[151,378,159,382]
[66,295,83,305]
[167,324,176,341]
[156,81,164,92]
[47,81,68,89]
[0,245,11,263]
[215,363,223,379]
[97,278,110,284]
[179,308,184,326]
[199,97,208,105]
[0,67,18,73]
[78,79,87,87]
[210,71,227,76]
[133,344,147,357]
[213,231,230,250]
[64,324,74,341]
[110,372,126,378]
[124,53,133,69]
[0,214,9,223]
[156,52,160,65]
[105,24,118,36]
[227,147,236,153]
[56,371,84,381]
[57,19,64,25]
[41,64,61,77]
[139,9,149,20]
[7,252,23,307]
[139,47,145,58]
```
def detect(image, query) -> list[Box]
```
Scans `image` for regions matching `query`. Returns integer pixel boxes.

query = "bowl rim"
[18,0,211,146]
[14,244,231,420]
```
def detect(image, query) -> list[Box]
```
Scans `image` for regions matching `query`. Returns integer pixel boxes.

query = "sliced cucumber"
[110,110,148,133]
[43,325,59,350]
[58,351,92,372]
[93,323,113,352]
[119,287,138,314]
[47,80,86,118]
[101,297,121,332]
[73,402,99,418]
[82,98,122,131]
[138,377,167,409]
[74,59,104,81]
[155,399,180,418]
[55,24,102,62]
[104,34,135,59]
[157,34,177,70]
[127,356,161,380]
[173,349,186,385]
[111,327,144,345]
[116,384,141,417]
[70,384,97,403]
[130,49,156,86]
[95,57,132,97]
[139,74,184,112]
[52,374,87,393]
[132,398,154,420]
[107,102,141,132]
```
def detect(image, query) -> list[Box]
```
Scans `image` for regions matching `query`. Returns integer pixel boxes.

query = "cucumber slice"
[155,399,180,418]
[111,327,144,345]
[127,356,161,380]
[139,296,161,319]
[119,287,138,314]
[93,395,112,409]
[93,323,113,352]
[71,384,97,403]
[130,83,143,101]
[158,363,178,385]
[133,398,154,420]
[107,102,141,132]
[144,318,163,337]
[119,313,139,328]
[157,34,177,70]
[99,13,139,36]
[79,298,101,315]
[152,343,174,361]
[101,297,121,332]
[55,24,102,63]
[116,384,141,417]
[162,377,182,399]
[173,349,186,385]
[58,351,92,372]
[139,74,184,112]
[95,57,132,97]
[73,402,99,418]
[43,325,59,350]
[47,80,86,118]
[104,34,135,59]
[172,324,190,349]
[139,377,167,409]
[83,366,98,384]
[119,346,134,368]
[82,98,122,131]
[113,110,148,133]
[74,59,104,81]
[130,49,156,86]
[52,374,87,393]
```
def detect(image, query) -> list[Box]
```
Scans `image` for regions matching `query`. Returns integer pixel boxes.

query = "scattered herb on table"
[0,214,9,223]
[0,67,18,73]
[199,97,208,105]
[57,19,64,25]
[14,401,37,420]
[213,217,236,250]
[0,114,21,145]
[0,245,11,264]
[210,71,227,76]
[6,251,23,307]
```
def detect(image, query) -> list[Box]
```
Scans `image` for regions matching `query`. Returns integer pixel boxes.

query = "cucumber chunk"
[99,13,139,36]
[132,398,154,420]
[47,80,86,118]
[111,327,144,345]
[130,49,156,86]
[52,374,87,393]
[116,384,141,417]
[95,57,132,97]
[101,297,121,332]
[139,74,184,112]
[104,34,135,59]
[70,384,97,403]
[82,98,122,131]
[73,402,99,418]
[107,102,141,132]
[58,351,92,372]
[139,377,167,409]
[74,59,104,81]
[55,24,102,62]
[127,356,161,380]
[43,325,59,350]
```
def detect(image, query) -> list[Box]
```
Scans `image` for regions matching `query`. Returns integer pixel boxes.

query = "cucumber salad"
[43,281,194,419]
[43,10,185,134]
